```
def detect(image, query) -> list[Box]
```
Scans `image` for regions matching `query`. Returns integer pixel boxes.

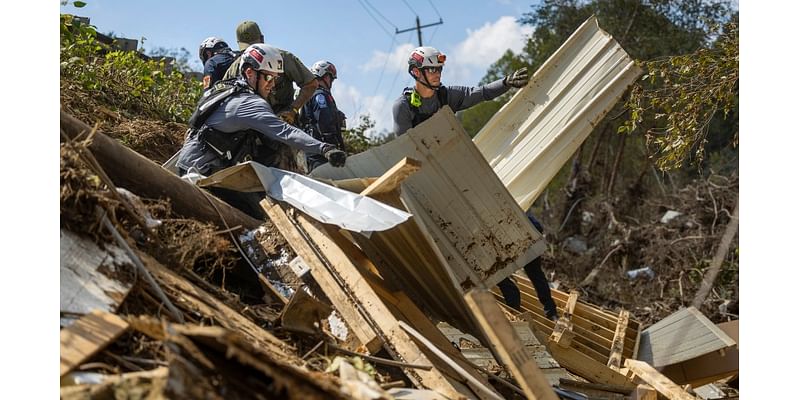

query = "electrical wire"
[426,0,442,19]
[400,0,418,16]
[363,0,398,30]
[355,0,394,39]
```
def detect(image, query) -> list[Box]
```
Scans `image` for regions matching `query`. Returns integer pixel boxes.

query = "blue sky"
[59,0,540,135]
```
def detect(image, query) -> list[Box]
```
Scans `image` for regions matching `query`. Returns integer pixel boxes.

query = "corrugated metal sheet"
[474,16,642,210]
[312,107,545,292]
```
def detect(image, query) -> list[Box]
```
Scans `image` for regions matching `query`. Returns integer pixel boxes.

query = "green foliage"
[60,14,202,122]
[341,114,394,155]
[621,20,738,171]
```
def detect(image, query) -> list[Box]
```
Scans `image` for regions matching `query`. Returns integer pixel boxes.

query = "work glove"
[278,109,298,125]
[504,67,529,88]
[323,146,347,167]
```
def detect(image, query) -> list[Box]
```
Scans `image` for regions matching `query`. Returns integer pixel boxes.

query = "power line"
[355,0,394,39]
[363,0,398,30]
[426,0,442,19]
[400,0,418,16]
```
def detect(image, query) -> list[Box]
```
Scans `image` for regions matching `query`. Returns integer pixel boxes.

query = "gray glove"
[504,67,529,88]
[323,146,347,167]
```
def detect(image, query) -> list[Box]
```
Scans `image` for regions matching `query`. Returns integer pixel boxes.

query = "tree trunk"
[60,111,262,231]
[692,198,739,309]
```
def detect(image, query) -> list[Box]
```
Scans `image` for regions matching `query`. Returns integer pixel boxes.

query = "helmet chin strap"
[412,68,441,91]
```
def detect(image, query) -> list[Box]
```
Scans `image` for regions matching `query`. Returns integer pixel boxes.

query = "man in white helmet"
[177,44,346,217]
[222,21,318,126]
[391,46,530,135]
[300,60,347,172]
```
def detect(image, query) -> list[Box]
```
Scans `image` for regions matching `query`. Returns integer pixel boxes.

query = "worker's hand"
[323,146,347,167]
[504,67,529,88]
[278,109,297,125]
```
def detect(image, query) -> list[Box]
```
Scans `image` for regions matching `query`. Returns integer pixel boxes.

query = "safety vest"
[403,86,449,128]
[187,79,280,167]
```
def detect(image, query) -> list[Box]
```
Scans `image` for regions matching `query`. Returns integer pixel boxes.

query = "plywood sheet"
[473,16,642,210]
[636,307,736,368]
[313,108,544,291]
[60,229,134,319]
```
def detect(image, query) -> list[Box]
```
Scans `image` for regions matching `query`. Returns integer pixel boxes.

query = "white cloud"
[361,43,416,73]
[332,81,395,137]
[447,16,533,83]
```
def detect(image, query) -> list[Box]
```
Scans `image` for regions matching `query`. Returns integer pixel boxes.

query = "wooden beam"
[624,359,697,400]
[465,288,559,400]
[557,378,633,395]
[60,111,262,231]
[564,290,579,317]
[261,199,468,399]
[360,157,422,196]
[607,310,630,371]
[261,199,380,352]
[632,384,658,400]
[60,310,129,376]
[549,317,574,348]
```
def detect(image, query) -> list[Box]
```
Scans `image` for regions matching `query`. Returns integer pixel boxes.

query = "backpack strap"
[404,86,449,128]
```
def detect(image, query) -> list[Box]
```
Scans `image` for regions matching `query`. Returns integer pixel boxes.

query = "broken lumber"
[360,157,422,196]
[465,288,558,400]
[624,359,697,400]
[60,310,130,376]
[261,199,470,399]
[607,310,630,371]
[60,111,261,231]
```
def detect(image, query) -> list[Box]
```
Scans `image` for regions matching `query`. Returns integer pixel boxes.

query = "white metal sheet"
[474,16,642,210]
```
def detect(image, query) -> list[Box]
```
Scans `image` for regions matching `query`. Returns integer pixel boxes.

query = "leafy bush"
[60,14,202,122]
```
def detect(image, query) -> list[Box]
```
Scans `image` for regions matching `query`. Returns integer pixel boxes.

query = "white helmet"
[239,43,284,75]
[310,60,337,79]
[407,46,446,70]
[198,36,229,63]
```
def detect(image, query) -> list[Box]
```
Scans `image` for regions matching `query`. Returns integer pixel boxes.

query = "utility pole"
[396,16,443,46]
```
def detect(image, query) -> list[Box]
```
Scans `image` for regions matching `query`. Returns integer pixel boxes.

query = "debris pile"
[61,15,738,400]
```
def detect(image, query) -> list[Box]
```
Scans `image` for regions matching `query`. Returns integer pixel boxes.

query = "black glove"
[324,146,347,167]
[504,67,529,88]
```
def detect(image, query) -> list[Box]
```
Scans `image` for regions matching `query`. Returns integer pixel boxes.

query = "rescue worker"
[176,44,346,217]
[390,46,557,320]
[497,212,560,321]
[300,60,347,172]
[391,46,529,136]
[223,21,317,126]
[198,36,236,90]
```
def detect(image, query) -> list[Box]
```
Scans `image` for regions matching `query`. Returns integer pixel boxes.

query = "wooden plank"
[632,384,658,400]
[261,198,379,352]
[60,229,134,318]
[549,317,574,348]
[557,378,633,395]
[607,310,630,371]
[557,380,628,399]
[360,157,422,196]
[60,310,129,376]
[465,288,559,400]
[262,199,469,398]
[564,290,579,317]
[544,342,635,390]
[625,359,697,400]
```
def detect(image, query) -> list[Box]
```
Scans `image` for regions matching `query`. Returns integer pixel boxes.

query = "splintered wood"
[60,310,130,376]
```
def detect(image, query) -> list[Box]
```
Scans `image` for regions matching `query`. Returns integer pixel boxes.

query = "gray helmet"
[198,36,230,63]
[310,60,337,79]
[239,43,284,75]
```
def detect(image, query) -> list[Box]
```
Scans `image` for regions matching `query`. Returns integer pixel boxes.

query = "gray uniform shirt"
[391,78,509,136]
[222,48,315,112]
[177,88,329,175]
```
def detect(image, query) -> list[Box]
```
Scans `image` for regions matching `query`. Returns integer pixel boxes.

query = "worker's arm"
[447,79,510,112]
[391,96,414,136]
